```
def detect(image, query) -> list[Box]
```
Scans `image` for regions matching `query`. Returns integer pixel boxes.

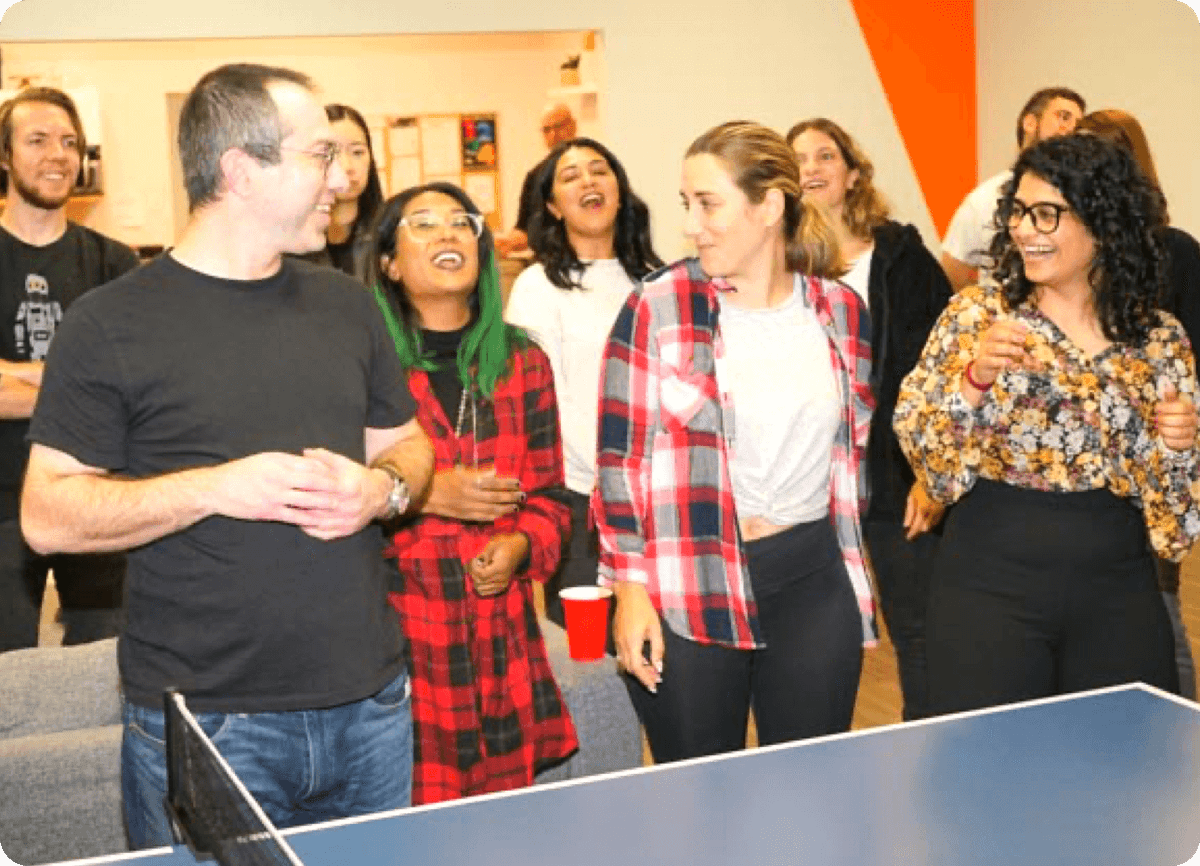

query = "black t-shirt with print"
[0,222,138,508]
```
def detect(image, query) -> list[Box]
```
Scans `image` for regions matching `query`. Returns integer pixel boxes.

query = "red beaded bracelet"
[964,361,994,391]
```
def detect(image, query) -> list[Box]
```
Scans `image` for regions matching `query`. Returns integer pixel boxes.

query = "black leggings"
[625,518,863,764]
[542,490,599,628]
[864,518,940,720]
[926,480,1177,715]
[541,490,616,655]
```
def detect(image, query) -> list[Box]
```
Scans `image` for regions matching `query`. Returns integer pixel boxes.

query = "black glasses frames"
[1003,200,1071,234]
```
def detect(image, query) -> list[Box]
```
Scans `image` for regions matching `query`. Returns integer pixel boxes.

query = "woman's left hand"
[466,532,530,596]
[1156,385,1198,451]
[903,482,946,540]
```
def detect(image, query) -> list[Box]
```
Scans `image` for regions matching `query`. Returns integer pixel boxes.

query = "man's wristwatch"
[377,465,410,520]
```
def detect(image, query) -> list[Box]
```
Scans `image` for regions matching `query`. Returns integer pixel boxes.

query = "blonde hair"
[686,121,844,278]
[785,117,890,241]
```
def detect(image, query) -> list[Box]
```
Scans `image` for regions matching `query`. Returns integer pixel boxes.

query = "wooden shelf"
[0,194,103,224]
[0,192,102,204]
[548,84,598,98]
[65,196,102,220]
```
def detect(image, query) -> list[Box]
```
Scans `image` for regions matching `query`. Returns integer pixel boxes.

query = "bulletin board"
[381,112,502,232]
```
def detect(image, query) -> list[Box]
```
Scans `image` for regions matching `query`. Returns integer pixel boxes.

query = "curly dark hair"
[987,134,1167,347]
[526,137,663,289]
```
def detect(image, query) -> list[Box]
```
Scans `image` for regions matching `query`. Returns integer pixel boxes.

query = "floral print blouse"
[893,283,1200,562]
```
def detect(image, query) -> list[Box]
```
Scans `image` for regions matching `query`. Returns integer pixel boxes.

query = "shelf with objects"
[546,36,603,136]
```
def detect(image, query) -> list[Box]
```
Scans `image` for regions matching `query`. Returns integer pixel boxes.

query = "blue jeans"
[121,670,412,849]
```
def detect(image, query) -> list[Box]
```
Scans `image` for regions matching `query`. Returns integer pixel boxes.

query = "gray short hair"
[178,63,315,211]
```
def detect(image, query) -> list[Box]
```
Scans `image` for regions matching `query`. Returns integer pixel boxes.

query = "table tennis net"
[163,689,305,866]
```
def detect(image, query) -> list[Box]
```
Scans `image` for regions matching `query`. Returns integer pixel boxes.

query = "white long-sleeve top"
[505,259,637,495]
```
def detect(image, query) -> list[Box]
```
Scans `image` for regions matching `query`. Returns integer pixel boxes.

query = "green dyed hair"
[368,182,526,398]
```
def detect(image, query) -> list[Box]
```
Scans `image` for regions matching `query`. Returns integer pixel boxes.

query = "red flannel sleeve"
[844,288,874,459]
[809,276,875,516]
[491,344,570,582]
[591,285,658,586]
[819,277,875,458]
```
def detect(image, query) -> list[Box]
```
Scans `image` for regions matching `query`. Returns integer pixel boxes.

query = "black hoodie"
[863,220,953,521]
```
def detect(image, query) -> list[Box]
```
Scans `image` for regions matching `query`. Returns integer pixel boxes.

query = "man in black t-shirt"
[0,87,140,652]
[22,65,434,846]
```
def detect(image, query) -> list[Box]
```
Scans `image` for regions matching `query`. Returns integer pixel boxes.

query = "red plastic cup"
[559,586,613,661]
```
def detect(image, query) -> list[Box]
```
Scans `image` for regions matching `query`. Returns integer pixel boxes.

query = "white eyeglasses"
[398,212,484,240]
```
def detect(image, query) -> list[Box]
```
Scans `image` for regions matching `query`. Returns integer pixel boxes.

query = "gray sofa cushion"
[0,725,126,865]
[0,639,126,865]
[536,619,642,783]
[0,639,121,738]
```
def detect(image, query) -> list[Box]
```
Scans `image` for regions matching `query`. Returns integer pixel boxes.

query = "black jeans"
[625,518,863,764]
[926,480,1177,715]
[864,518,940,720]
[0,519,126,651]
[1155,558,1197,700]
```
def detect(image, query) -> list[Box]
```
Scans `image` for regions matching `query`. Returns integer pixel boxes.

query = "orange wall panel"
[850,0,976,236]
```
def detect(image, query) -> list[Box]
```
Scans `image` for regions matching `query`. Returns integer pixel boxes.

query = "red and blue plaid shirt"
[591,259,876,649]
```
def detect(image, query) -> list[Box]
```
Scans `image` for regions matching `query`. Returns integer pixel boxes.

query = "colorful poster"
[461,114,497,170]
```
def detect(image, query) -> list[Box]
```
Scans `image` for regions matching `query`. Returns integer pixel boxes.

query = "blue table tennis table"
[43,684,1200,866]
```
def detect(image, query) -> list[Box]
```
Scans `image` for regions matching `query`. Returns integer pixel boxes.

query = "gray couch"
[0,638,124,865]
[0,624,639,865]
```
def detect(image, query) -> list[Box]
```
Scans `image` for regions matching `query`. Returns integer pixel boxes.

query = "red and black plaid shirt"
[386,343,577,804]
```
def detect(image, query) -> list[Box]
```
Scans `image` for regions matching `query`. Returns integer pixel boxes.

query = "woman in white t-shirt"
[593,121,874,763]
[505,137,663,627]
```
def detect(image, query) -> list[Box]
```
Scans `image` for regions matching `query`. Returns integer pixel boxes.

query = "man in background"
[495,102,577,257]
[21,64,433,844]
[941,86,1085,291]
[0,86,139,651]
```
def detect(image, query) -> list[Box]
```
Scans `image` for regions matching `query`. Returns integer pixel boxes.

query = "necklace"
[452,383,478,467]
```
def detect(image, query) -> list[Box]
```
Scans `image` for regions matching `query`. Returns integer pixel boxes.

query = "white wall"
[0,32,591,246]
[976,0,1200,238]
[0,0,939,260]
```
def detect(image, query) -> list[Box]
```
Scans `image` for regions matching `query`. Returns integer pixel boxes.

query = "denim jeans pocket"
[367,670,411,710]
[125,700,232,746]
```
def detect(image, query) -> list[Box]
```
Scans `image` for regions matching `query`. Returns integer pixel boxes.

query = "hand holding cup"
[971,319,1034,388]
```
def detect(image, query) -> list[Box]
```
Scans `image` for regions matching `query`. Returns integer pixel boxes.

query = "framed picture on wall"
[461,113,497,170]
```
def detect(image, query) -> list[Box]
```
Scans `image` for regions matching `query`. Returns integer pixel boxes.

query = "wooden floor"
[850,623,904,730]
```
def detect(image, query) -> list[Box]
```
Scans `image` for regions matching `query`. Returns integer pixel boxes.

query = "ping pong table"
[34,683,1200,866]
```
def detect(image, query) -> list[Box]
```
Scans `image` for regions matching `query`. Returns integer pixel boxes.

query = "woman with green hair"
[368,182,576,804]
